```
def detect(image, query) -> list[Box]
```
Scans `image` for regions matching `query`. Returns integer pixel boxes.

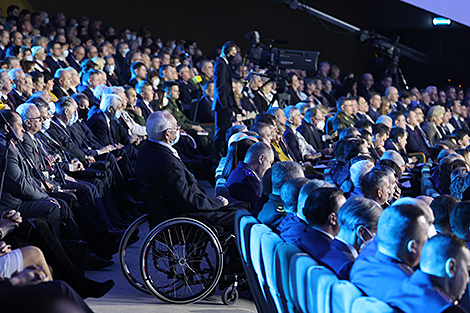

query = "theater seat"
[329,280,363,313]
[236,212,267,313]
[289,253,319,313]
[250,224,274,306]
[260,232,284,312]
[306,266,338,313]
[275,243,303,313]
[351,297,394,313]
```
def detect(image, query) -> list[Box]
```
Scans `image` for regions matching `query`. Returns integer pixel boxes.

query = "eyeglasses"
[165,122,181,132]
[29,116,46,121]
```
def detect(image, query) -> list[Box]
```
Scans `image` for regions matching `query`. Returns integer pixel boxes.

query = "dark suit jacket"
[52,86,71,99]
[8,89,26,109]
[136,99,154,121]
[35,131,73,172]
[318,239,355,280]
[192,95,213,123]
[0,137,49,211]
[450,116,470,132]
[69,121,103,157]
[297,120,323,153]
[86,110,117,147]
[253,91,269,113]
[212,57,236,111]
[283,126,302,162]
[298,227,333,260]
[77,84,99,108]
[135,141,225,227]
[66,54,81,72]
[406,125,430,158]
[368,107,381,122]
[47,117,88,162]
[44,55,67,75]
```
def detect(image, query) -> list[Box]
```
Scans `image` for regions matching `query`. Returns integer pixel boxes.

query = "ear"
[328,212,337,226]
[258,153,265,164]
[377,187,383,199]
[445,258,456,278]
[357,225,366,238]
[407,239,417,254]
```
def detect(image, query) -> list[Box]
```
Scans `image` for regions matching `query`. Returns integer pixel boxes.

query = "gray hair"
[100,94,122,112]
[338,197,382,232]
[283,106,298,121]
[55,97,76,115]
[147,111,173,141]
[16,103,38,121]
[54,68,68,79]
[350,160,374,188]
[8,68,24,82]
[93,84,108,100]
[280,177,309,214]
[271,161,304,194]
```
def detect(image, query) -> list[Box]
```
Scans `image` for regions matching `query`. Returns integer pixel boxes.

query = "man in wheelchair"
[136,110,240,234]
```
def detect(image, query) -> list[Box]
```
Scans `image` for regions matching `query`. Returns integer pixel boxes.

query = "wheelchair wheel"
[140,217,223,304]
[119,214,150,294]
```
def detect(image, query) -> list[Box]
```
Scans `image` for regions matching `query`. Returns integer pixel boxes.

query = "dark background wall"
[16,0,470,89]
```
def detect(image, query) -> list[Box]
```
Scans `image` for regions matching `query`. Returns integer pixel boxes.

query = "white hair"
[100,94,122,112]
[350,160,374,188]
[16,103,38,121]
[146,111,173,141]
[93,84,108,100]
[8,68,24,82]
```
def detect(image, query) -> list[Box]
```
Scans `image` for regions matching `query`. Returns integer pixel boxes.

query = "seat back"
[250,224,272,295]
[289,253,319,313]
[261,232,284,312]
[238,214,259,265]
[275,243,303,313]
[351,297,394,313]
[306,266,338,313]
[329,280,363,313]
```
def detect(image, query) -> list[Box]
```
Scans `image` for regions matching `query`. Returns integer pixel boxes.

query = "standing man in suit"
[212,41,239,158]
[136,110,234,229]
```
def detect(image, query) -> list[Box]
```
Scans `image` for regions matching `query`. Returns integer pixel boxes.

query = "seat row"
[234,210,394,313]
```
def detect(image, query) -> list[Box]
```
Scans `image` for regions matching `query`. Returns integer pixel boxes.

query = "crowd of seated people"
[0,4,470,312]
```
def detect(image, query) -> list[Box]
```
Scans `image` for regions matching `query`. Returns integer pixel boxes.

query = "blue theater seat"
[329,280,362,313]
[260,232,285,312]
[289,253,319,313]
[351,297,394,313]
[306,266,338,313]
[275,243,303,313]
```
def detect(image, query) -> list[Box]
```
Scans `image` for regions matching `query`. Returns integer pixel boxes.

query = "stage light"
[433,17,451,26]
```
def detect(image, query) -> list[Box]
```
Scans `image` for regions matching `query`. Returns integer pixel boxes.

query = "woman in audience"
[221,136,258,180]
[423,105,445,146]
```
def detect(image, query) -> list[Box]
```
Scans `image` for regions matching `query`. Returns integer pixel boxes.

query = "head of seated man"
[450,201,470,245]
[361,168,393,207]
[256,161,304,228]
[386,234,470,312]
[16,102,43,136]
[430,195,459,235]
[303,187,346,238]
[280,177,309,214]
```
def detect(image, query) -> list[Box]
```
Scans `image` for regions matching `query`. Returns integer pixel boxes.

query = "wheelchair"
[119,213,245,305]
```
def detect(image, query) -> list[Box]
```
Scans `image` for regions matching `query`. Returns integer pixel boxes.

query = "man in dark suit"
[136,110,234,229]
[0,30,9,60]
[135,81,156,121]
[193,81,214,123]
[385,234,470,313]
[0,110,61,235]
[226,142,273,211]
[297,107,326,154]
[405,109,431,158]
[77,69,101,111]
[44,41,67,76]
[449,99,470,132]
[318,197,381,279]
[384,127,409,164]
[212,41,239,158]
[298,187,346,260]
[52,69,73,99]
[367,92,382,122]
[350,202,430,300]
[66,45,85,72]
[7,68,28,109]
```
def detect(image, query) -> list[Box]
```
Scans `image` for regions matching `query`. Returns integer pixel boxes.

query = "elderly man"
[0,70,13,110]
[52,68,73,99]
[7,68,27,109]
[136,111,236,229]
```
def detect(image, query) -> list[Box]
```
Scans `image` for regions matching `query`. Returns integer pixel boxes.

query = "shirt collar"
[313,227,335,240]
[148,138,179,157]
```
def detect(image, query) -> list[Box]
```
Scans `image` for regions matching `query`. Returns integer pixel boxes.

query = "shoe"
[91,238,120,261]
[76,278,115,299]
[84,251,114,270]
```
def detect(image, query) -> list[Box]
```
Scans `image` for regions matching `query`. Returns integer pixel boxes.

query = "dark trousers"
[214,108,233,159]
